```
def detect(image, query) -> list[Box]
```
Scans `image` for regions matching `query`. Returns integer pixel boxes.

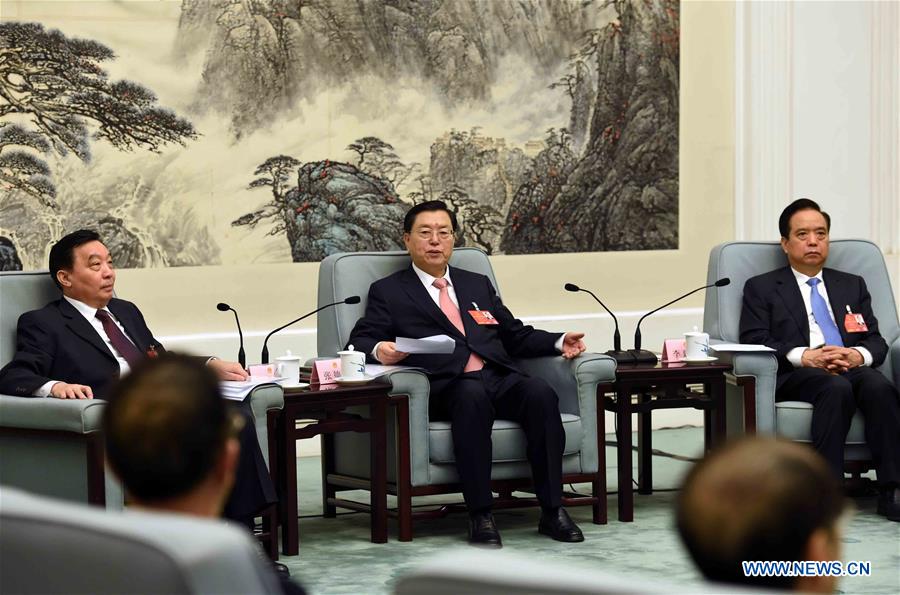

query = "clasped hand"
[801,345,863,374]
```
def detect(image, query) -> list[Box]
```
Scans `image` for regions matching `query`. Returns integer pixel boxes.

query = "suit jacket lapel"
[108,300,147,353]
[57,299,117,362]
[822,269,850,345]
[398,267,465,339]
[773,267,810,341]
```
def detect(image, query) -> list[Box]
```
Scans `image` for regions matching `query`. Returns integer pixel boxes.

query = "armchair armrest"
[514,353,616,414]
[380,369,432,487]
[245,384,284,420]
[244,384,283,470]
[0,394,106,434]
[888,336,900,388]
[0,394,123,509]
[514,353,615,474]
[708,341,779,434]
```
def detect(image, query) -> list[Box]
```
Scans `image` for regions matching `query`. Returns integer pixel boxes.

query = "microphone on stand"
[261,296,362,364]
[564,283,633,364]
[216,302,246,368]
[628,278,731,364]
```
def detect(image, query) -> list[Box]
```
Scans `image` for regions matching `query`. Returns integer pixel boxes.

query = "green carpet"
[278,428,900,594]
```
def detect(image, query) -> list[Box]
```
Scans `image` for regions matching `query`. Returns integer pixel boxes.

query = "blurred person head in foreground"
[677,437,847,593]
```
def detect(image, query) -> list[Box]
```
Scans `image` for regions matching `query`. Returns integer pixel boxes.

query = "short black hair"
[677,437,845,590]
[104,354,234,503]
[403,200,458,233]
[48,229,102,290]
[778,198,831,239]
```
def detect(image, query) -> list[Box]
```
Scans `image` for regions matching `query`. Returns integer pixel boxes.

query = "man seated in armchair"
[739,199,900,521]
[347,200,588,547]
[0,229,277,528]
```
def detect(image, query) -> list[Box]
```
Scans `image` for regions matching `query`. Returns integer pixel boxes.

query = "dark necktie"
[95,309,144,368]
[807,278,844,347]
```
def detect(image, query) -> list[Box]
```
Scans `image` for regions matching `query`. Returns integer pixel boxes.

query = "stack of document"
[709,343,775,352]
[220,376,283,401]
[365,364,424,378]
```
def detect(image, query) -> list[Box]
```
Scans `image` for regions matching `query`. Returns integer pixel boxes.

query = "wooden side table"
[597,361,732,522]
[269,381,391,555]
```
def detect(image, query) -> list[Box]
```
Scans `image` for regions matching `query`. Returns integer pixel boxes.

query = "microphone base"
[626,349,659,365]
[606,350,639,364]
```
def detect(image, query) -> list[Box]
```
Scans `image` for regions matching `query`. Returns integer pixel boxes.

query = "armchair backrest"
[317,248,497,356]
[0,270,59,365]
[0,487,281,594]
[704,240,900,379]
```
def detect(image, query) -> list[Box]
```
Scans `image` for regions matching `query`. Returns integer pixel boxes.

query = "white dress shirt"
[35,296,136,396]
[785,268,872,368]
[373,263,564,360]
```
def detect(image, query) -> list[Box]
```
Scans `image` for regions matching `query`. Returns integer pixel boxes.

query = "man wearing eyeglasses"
[347,200,588,547]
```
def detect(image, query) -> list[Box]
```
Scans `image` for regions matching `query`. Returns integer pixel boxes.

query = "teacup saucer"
[334,376,374,386]
[681,356,718,364]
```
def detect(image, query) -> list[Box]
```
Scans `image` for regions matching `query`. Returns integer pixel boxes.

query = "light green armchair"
[316,248,616,540]
[703,240,900,478]
[0,270,284,517]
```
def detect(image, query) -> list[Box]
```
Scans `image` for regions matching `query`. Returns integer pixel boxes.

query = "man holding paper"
[0,230,277,528]
[347,200,588,547]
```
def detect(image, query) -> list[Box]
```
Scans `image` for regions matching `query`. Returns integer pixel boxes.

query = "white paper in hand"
[395,334,456,354]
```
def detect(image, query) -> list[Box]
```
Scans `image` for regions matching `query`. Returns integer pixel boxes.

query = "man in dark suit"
[348,200,588,547]
[0,229,277,528]
[105,354,304,595]
[740,199,900,521]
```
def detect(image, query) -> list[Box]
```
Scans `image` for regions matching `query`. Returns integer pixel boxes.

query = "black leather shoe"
[877,486,900,522]
[273,562,291,578]
[539,507,585,542]
[468,511,502,547]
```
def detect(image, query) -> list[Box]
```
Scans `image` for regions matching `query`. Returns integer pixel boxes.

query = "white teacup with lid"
[337,345,366,380]
[275,350,302,385]
[684,327,710,359]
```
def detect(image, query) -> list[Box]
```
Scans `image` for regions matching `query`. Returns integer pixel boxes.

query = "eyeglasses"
[413,229,455,241]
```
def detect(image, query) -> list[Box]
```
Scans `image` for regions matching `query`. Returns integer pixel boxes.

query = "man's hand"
[49,382,93,399]
[800,346,862,374]
[821,346,863,373]
[208,359,249,381]
[561,332,587,359]
[375,342,409,365]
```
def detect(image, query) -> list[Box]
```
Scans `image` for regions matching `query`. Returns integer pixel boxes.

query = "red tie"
[432,278,483,373]
[95,309,144,368]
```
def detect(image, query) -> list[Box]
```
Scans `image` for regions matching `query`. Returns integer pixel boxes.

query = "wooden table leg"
[395,397,413,542]
[370,398,388,543]
[617,386,634,522]
[282,422,299,556]
[637,393,653,495]
[321,433,337,518]
[712,376,727,447]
